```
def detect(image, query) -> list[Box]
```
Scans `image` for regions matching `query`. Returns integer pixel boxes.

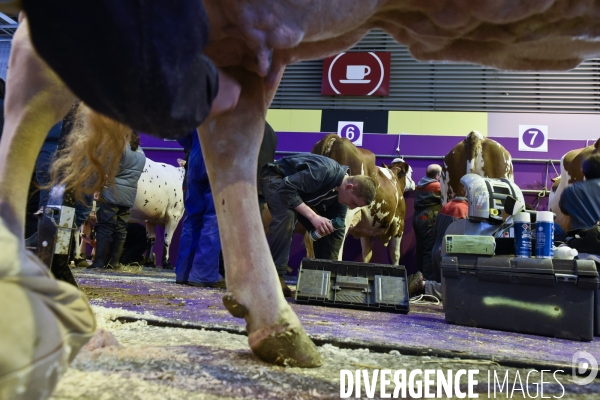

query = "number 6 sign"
[519,125,548,152]
[337,121,364,146]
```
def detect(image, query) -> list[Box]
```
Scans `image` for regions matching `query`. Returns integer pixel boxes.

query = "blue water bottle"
[535,211,554,259]
[514,212,531,258]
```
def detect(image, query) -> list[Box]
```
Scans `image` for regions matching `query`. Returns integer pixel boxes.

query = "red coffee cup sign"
[321,52,391,96]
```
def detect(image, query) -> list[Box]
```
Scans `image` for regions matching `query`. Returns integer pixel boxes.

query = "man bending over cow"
[559,153,600,230]
[260,153,376,296]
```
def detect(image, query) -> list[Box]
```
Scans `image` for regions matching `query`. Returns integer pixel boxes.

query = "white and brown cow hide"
[549,138,600,232]
[441,131,514,205]
[129,158,186,269]
[311,134,414,265]
[7,1,600,369]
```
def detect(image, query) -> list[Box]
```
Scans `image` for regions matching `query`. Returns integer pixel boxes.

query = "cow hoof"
[162,262,174,270]
[248,324,322,368]
[222,292,248,318]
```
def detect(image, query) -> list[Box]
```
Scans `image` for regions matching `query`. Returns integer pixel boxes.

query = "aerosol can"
[309,217,344,241]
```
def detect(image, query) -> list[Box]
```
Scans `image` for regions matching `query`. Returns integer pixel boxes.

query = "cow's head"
[384,159,415,192]
[551,176,561,193]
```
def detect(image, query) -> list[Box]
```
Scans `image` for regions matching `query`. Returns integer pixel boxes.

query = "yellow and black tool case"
[442,256,599,341]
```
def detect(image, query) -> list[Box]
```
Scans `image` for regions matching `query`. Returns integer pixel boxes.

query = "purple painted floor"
[75,268,599,369]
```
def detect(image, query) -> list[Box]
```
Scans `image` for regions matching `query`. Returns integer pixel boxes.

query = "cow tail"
[304,232,315,258]
[50,103,131,203]
[312,134,338,157]
[464,130,484,173]
[464,131,479,162]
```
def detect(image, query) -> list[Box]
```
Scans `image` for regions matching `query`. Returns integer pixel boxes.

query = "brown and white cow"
[548,138,600,232]
[312,134,414,264]
[441,131,514,205]
[5,2,600,372]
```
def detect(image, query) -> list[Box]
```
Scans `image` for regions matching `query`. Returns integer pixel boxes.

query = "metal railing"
[142,147,559,198]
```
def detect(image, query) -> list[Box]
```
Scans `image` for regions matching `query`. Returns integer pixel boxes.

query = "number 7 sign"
[519,125,548,152]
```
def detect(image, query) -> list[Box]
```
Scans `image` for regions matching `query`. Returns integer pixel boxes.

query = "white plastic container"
[553,245,578,260]
[535,211,554,259]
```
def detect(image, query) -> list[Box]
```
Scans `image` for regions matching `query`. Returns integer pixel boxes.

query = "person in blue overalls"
[175,130,224,287]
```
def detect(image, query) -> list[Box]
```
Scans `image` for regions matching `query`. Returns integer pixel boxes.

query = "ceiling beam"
[0,12,16,25]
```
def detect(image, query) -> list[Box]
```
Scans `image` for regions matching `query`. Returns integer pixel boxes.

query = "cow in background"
[549,138,600,232]
[130,157,186,269]
[441,131,514,205]
[312,134,414,264]
[72,158,186,269]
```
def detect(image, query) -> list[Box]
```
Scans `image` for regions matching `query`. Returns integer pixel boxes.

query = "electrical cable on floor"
[409,294,441,305]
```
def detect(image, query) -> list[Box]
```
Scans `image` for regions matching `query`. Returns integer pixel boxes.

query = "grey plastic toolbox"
[296,258,409,313]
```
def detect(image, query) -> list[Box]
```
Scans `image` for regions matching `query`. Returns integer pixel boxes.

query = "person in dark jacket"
[407,196,469,301]
[412,164,442,280]
[35,121,63,211]
[24,121,64,247]
[89,132,146,269]
[431,197,469,283]
[559,153,600,230]
[175,130,224,287]
[258,122,278,213]
[260,153,377,296]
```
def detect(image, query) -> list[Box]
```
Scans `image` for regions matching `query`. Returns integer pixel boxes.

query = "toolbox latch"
[555,273,578,284]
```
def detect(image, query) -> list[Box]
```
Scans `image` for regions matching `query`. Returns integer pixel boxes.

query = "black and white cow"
[129,157,186,269]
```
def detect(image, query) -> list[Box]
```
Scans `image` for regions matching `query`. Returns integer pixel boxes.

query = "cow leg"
[340,208,361,261]
[0,21,75,231]
[144,223,157,267]
[198,67,321,367]
[389,236,402,265]
[161,242,171,269]
[72,222,90,265]
[0,22,94,398]
[361,236,373,263]
[72,226,83,261]
[161,215,179,270]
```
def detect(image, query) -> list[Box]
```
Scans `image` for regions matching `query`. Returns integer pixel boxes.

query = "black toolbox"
[295,258,409,313]
[596,284,600,337]
[442,255,599,341]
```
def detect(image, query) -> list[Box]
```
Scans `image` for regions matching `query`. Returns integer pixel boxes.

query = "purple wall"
[140,132,587,274]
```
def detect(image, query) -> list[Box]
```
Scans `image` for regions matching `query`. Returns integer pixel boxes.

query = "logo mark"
[572,351,598,385]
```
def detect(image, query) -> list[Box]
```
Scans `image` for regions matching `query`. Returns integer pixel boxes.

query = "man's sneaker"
[407,271,425,297]
[186,278,226,289]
